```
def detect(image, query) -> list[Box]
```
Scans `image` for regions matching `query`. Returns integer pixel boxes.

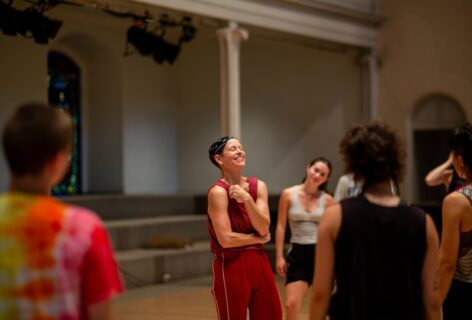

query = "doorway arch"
[411,94,466,204]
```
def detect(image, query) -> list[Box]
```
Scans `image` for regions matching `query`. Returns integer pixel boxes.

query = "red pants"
[211,249,282,320]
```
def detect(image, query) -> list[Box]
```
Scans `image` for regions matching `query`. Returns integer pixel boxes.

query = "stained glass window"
[48,50,82,195]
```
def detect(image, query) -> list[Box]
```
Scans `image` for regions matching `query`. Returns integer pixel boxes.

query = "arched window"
[412,94,465,204]
[48,50,82,195]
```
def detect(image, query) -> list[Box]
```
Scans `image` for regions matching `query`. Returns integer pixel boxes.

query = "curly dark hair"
[339,121,405,189]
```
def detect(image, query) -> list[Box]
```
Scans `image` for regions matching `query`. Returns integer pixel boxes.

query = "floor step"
[60,194,203,220]
[116,241,213,289]
[106,215,208,251]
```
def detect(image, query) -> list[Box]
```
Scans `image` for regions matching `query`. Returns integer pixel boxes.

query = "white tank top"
[288,185,326,244]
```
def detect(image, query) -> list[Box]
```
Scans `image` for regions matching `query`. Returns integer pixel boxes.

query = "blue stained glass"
[48,50,82,195]
[55,81,66,90]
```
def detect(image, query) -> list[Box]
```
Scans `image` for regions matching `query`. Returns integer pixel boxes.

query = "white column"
[217,21,248,138]
[361,49,379,119]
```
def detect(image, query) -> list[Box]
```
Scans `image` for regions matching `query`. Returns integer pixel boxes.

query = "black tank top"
[329,195,426,320]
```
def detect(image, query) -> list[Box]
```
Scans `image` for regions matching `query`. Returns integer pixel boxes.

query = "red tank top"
[207,177,264,254]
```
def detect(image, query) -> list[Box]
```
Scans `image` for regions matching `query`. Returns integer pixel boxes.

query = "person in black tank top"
[309,121,440,320]
[439,122,472,319]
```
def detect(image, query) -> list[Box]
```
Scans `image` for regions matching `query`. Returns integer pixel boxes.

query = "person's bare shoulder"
[324,193,335,205]
[208,185,228,207]
[443,191,470,220]
[444,191,469,210]
[320,203,342,239]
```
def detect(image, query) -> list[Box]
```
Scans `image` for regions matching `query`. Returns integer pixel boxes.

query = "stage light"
[153,38,180,65]
[125,14,196,65]
[0,3,22,36]
[26,9,63,44]
[0,3,62,44]
[162,42,180,64]
[127,24,155,56]
[180,16,196,43]
[152,36,166,64]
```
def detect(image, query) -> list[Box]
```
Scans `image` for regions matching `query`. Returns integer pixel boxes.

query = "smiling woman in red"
[207,136,282,320]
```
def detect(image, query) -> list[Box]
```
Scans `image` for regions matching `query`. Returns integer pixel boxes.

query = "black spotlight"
[0,3,22,36]
[163,42,180,64]
[180,16,196,43]
[127,24,155,56]
[152,36,167,64]
[126,15,195,65]
[26,9,62,44]
[152,37,180,65]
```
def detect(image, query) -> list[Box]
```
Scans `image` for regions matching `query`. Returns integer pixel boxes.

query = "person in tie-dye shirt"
[0,103,123,320]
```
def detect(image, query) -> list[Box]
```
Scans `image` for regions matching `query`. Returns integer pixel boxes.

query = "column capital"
[217,21,249,43]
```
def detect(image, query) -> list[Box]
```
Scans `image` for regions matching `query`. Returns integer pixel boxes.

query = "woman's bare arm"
[275,189,290,276]
[208,186,269,248]
[439,192,464,303]
[424,154,453,188]
[310,204,341,320]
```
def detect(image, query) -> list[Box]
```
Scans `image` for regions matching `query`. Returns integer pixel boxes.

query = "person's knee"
[285,297,301,313]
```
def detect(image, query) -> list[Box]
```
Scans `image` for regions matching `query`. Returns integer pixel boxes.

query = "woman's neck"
[302,181,320,197]
[9,175,51,195]
[363,180,394,195]
[221,170,244,186]
[363,180,400,206]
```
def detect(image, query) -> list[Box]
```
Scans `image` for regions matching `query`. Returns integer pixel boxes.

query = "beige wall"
[0,4,365,195]
[0,37,48,191]
[176,30,363,194]
[379,0,472,200]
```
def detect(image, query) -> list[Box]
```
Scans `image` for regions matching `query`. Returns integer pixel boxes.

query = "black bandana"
[208,136,234,167]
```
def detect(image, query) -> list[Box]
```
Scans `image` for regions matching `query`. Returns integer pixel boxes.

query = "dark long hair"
[449,122,472,182]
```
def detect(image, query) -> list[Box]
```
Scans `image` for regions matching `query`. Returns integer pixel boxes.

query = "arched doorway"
[48,50,82,195]
[411,94,465,204]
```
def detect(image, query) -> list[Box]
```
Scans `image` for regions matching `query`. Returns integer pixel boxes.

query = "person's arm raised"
[208,186,270,248]
[424,153,453,188]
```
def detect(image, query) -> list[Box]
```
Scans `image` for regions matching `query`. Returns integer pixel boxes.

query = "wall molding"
[127,0,380,48]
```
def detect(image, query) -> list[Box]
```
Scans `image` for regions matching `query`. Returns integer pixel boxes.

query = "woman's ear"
[214,154,223,167]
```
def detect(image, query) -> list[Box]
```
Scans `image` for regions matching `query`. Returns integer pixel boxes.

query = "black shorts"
[285,243,316,286]
[443,279,472,319]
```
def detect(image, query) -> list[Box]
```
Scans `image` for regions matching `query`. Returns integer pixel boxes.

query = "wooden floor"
[113,276,310,320]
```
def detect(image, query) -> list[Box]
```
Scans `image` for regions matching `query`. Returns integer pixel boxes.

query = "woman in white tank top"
[275,157,334,320]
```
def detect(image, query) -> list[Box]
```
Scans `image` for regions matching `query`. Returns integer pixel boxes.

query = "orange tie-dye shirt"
[0,193,123,320]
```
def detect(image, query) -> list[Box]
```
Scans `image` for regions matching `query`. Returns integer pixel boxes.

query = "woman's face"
[306,161,330,187]
[217,139,246,168]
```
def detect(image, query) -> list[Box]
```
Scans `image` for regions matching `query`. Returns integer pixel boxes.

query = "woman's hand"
[229,184,251,203]
[259,232,271,244]
[276,256,288,276]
